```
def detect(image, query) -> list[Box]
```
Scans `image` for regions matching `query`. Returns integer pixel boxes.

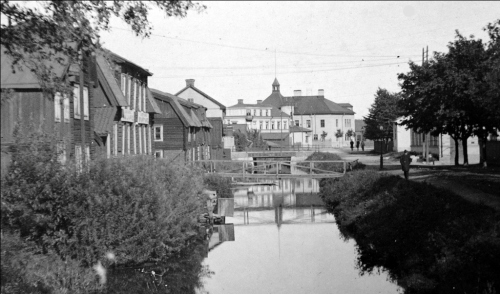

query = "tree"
[398,25,497,166]
[320,131,328,141]
[1,1,205,95]
[363,88,400,147]
[247,129,266,149]
[335,129,343,141]
[233,130,249,152]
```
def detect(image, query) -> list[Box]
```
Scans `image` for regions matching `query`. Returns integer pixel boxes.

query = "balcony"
[245,115,253,122]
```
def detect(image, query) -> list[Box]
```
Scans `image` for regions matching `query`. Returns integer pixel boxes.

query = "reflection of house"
[1,45,95,176]
[234,178,320,208]
[176,79,225,159]
[151,89,212,162]
[263,79,355,147]
[93,50,161,159]
[393,119,480,164]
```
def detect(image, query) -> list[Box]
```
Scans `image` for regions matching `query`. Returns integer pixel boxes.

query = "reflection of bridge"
[192,160,346,178]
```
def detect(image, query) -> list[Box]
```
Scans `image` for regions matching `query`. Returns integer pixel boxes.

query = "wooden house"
[150,89,212,162]
[1,46,96,176]
[175,79,225,159]
[92,50,161,158]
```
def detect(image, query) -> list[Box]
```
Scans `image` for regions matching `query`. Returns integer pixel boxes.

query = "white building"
[263,79,356,147]
[175,79,226,119]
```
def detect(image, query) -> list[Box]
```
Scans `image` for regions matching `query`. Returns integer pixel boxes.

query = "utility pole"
[425,46,430,165]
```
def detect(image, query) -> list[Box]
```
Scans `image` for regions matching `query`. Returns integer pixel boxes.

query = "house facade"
[175,79,225,159]
[1,47,95,176]
[262,79,355,147]
[225,98,291,145]
[92,50,161,159]
[151,89,212,162]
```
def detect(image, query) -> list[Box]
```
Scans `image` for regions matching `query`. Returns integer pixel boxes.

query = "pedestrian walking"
[350,140,354,151]
[356,139,360,151]
[361,140,365,151]
[400,150,412,180]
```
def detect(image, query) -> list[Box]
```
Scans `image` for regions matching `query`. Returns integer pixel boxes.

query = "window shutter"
[63,94,70,123]
[73,85,80,119]
[54,92,62,122]
[83,87,89,120]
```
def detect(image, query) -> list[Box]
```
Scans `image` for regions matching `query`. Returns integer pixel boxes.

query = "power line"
[109,26,420,58]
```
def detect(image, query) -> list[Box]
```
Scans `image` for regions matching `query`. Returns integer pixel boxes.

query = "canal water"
[196,178,402,294]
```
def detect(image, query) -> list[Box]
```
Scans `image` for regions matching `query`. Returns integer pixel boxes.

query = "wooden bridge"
[191,160,348,179]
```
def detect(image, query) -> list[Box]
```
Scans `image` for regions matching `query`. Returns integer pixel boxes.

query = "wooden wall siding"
[155,117,185,150]
[209,118,223,148]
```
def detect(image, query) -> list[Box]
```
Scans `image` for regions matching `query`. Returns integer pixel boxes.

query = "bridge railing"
[190,160,347,178]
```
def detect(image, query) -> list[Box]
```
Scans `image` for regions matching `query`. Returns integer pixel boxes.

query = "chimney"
[294,90,302,96]
[318,89,324,96]
[185,79,195,87]
[257,100,262,104]
[188,98,194,103]
[238,99,244,104]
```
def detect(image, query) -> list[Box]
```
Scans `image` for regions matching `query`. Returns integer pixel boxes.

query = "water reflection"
[198,179,401,294]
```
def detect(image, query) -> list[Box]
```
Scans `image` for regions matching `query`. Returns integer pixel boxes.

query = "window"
[265,122,269,129]
[277,122,281,129]
[271,122,275,129]
[63,94,70,123]
[296,181,301,188]
[336,119,338,127]
[155,150,163,158]
[122,124,125,155]
[306,120,311,128]
[314,134,318,141]
[295,120,299,126]
[121,74,127,97]
[133,124,137,154]
[127,76,132,109]
[308,180,312,188]
[305,136,309,143]
[113,124,118,155]
[85,145,90,164]
[127,124,131,154]
[83,87,89,120]
[246,110,251,116]
[254,109,257,116]
[320,120,325,128]
[284,121,287,129]
[138,126,142,154]
[142,84,147,112]
[266,110,269,116]
[259,121,263,129]
[136,82,141,111]
[153,125,163,141]
[54,92,62,122]
[188,128,192,142]
[73,85,81,119]
[260,109,262,116]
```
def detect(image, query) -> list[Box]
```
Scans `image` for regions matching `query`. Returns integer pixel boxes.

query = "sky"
[97,1,499,118]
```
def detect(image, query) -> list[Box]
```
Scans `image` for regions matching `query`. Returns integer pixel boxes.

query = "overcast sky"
[99,1,499,118]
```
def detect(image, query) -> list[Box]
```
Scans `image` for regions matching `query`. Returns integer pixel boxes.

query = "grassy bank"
[319,170,500,293]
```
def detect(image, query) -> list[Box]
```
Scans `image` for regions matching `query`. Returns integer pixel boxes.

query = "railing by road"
[191,160,347,179]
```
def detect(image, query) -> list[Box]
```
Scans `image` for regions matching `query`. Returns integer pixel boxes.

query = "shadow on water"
[105,235,213,294]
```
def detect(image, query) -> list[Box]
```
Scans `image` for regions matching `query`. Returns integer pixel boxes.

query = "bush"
[319,170,500,293]
[1,131,208,269]
[298,152,344,173]
[204,173,234,199]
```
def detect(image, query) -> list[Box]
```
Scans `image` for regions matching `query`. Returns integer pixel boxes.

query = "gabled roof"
[151,88,203,127]
[94,107,117,135]
[104,49,153,76]
[1,45,69,89]
[175,84,226,110]
[263,94,355,115]
[96,54,128,107]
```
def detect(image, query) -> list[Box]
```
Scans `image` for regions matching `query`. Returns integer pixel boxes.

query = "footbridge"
[191,160,348,179]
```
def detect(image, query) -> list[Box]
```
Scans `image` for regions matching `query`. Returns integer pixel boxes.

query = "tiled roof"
[263,94,355,115]
[93,107,117,135]
[175,85,226,110]
[1,45,69,89]
[290,125,312,133]
[272,78,280,86]
[261,132,289,140]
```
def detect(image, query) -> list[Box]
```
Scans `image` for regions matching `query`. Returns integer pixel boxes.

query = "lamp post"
[379,125,384,170]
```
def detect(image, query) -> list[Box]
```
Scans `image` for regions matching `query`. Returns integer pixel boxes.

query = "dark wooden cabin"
[92,50,161,159]
[1,46,96,176]
[150,89,212,162]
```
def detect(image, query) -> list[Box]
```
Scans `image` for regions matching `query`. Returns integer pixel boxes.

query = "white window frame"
[122,124,125,155]
[83,86,89,120]
[73,85,81,119]
[54,92,62,122]
[63,94,70,123]
[154,124,163,141]
[155,150,163,158]
[113,124,118,156]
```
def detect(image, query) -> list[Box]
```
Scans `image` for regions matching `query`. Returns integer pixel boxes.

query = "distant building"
[225,98,290,146]
[263,78,355,147]
[354,119,373,148]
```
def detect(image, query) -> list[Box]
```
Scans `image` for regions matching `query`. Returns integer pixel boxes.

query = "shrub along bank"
[319,170,500,294]
[1,131,213,293]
